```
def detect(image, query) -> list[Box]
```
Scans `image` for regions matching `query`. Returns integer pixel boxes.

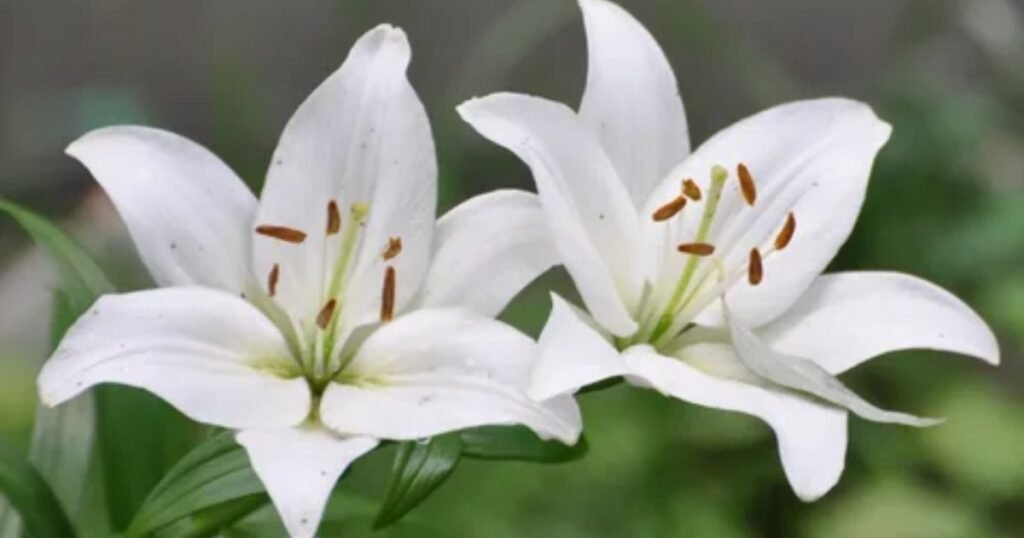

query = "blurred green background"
[1,0,1023,536]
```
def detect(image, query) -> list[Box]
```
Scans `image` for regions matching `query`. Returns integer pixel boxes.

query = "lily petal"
[38,287,310,430]
[760,272,1000,374]
[624,344,848,501]
[458,94,642,336]
[578,0,689,205]
[529,293,630,401]
[66,127,256,293]
[642,99,891,327]
[417,190,558,317]
[237,426,377,538]
[320,308,581,444]
[727,308,940,427]
[253,25,436,331]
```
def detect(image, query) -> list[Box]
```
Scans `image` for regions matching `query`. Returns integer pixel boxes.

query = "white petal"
[320,308,581,444]
[761,272,1000,374]
[66,127,256,293]
[529,293,630,400]
[237,426,377,538]
[458,94,642,336]
[728,308,939,427]
[38,287,310,430]
[578,0,689,205]
[417,190,558,317]
[624,344,848,501]
[642,99,891,327]
[253,25,436,331]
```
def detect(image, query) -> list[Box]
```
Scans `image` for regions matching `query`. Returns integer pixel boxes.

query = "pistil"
[649,165,728,341]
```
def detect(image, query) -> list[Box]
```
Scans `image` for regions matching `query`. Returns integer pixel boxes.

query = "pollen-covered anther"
[652,196,687,222]
[737,163,757,206]
[775,212,797,250]
[267,263,280,297]
[676,242,716,256]
[748,248,764,286]
[326,200,341,235]
[255,225,307,244]
[682,178,702,201]
[382,237,402,261]
[380,266,396,322]
[316,299,337,330]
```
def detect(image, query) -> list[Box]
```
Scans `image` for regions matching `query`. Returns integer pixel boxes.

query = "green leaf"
[0,199,115,535]
[151,494,267,538]
[0,199,199,531]
[0,439,76,538]
[460,426,588,463]
[0,198,114,311]
[96,388,196,531]
[374,434,462,529]
[125,432,267,538]
[226,491,438,538]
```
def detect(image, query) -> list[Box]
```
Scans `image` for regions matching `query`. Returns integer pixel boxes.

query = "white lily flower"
[38,25,579,537]
[458,0,999,500]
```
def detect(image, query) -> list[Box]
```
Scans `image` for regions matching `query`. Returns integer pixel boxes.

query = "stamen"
[775,212,797,250]
[316,299,337,330]
[737,163,757,206]
[652,196,687,222]
[676,242,716,256]
[326,200,341,235]
[380,266,396,322]
[267,263,280,297]
[255,225,307,244]
[382,237,403,261]
[748,248,764,285]
[649,166,729,343]
[682,178,702,201]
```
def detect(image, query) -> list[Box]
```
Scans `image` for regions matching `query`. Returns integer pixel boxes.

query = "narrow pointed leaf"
[373,434,462,529]
[125,433,267,538]
[0,198,114,309]
[150,494,267,538]
[0,199,114,534]
[0,440,76,538]
[460,425,588,463]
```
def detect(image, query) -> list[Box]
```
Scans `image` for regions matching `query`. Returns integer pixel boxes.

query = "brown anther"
[748,248,764,286]
[652,196,687,222]
[267,264,280,297]
[326,200,341,235]
[676,242,716,256]
[255,225,307,244]
[737,163,757,206]
[682,178,702,201]
[775,212,797,251]
[316,299,337,330]
[382,237,403,261]
[380,266,396,322]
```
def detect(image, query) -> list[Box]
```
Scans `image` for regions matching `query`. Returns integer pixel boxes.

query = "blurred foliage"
[1,0,1023,536]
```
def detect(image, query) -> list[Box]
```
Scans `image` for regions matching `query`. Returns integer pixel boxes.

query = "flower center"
[254,200,402,390]
[633,163,798,351]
